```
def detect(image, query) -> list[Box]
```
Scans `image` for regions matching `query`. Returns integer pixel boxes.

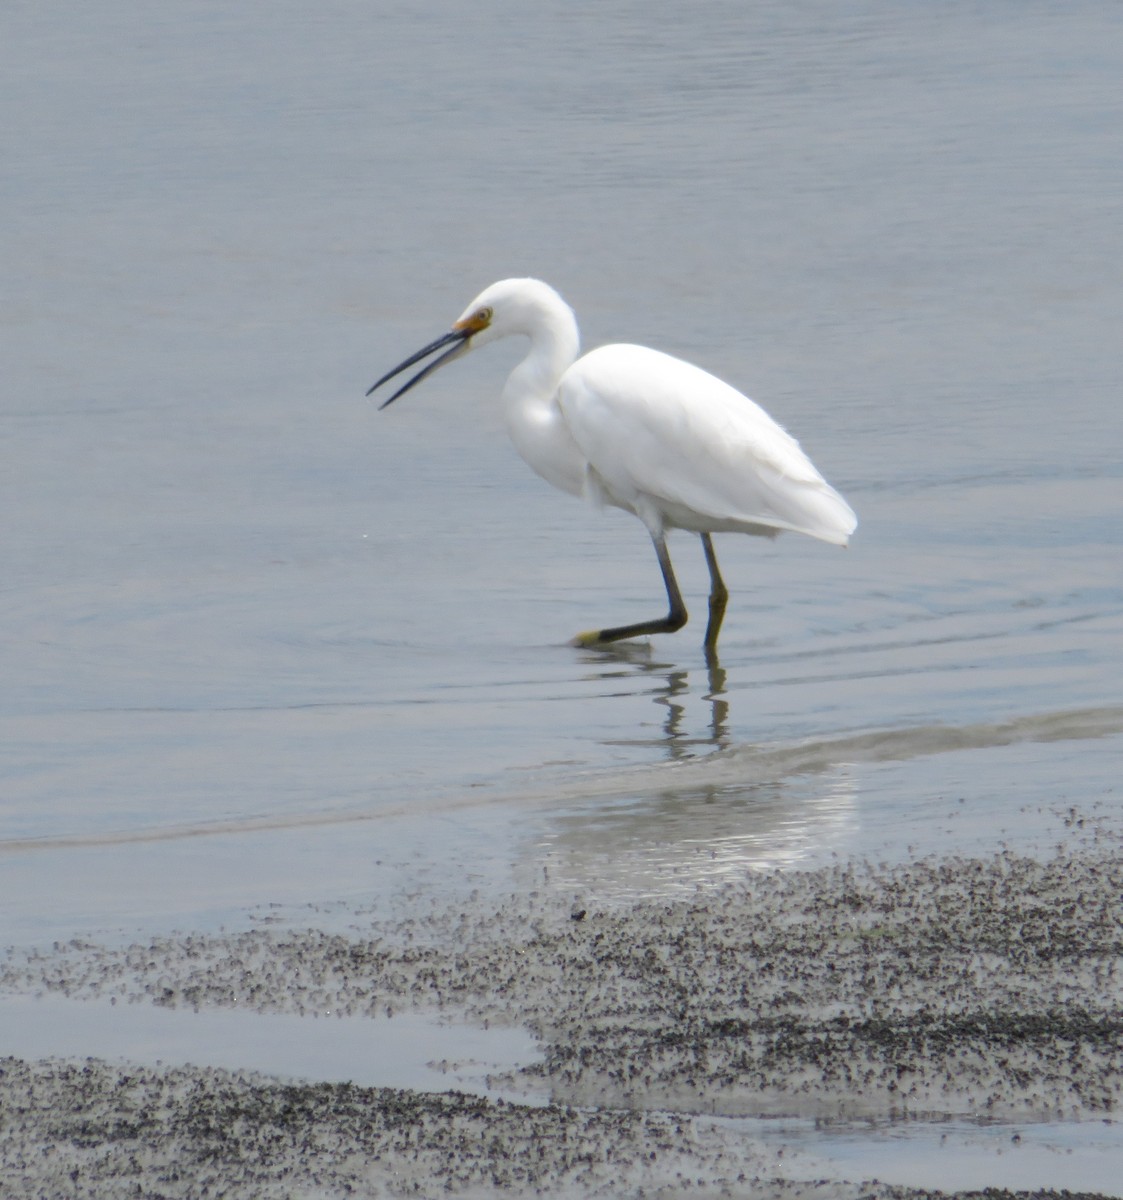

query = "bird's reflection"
[532,771,857,899]
[557,643,858,896]
[576,642,730,755]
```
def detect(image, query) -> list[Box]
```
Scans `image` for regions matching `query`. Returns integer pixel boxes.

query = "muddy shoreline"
[3,845,1121,1197]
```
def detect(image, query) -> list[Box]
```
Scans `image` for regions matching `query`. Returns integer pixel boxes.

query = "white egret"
[367,278,856,655]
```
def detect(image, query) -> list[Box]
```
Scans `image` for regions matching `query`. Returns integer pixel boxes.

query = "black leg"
[573,532,688,647]
[700,533,729,658]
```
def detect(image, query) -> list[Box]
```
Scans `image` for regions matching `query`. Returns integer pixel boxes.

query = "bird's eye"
[477,307,492,323]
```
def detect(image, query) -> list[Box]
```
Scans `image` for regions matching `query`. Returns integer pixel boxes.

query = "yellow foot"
[571,629,604,648]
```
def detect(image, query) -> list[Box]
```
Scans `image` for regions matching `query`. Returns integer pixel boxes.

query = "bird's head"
[366,278,571,408]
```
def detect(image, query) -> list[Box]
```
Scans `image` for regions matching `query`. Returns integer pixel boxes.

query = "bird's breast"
[502,384,587,499]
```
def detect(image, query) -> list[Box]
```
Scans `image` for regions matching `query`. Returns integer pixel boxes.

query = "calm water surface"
[2,4,1121,941]
[4,6,1123,1191]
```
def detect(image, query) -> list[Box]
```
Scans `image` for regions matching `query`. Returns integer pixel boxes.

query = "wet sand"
[3,834,1121,1197]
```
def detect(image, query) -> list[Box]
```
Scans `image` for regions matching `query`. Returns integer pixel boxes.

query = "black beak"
[366,328,471,409]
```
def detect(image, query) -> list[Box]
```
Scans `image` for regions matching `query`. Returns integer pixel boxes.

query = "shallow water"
[0,992,541,1100]
[4,1,1121,944]
[757,1114,1123,1195]
[2,4,1123,1189]
[4,990,1121,1196]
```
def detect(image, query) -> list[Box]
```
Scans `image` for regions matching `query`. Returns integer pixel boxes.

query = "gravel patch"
[3,846,1121,1196]
[0,1057,802,1199]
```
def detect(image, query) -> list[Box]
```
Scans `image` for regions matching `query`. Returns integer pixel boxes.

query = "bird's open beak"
[366,327,472,409]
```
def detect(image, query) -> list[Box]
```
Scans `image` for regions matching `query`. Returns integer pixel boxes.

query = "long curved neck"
[500,302,585,496]
[507,301,580,400]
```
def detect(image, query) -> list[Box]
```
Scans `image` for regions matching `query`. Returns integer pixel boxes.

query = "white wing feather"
[558,345,856,545]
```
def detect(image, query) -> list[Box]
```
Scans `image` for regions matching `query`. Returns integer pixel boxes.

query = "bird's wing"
[558,345,856,544]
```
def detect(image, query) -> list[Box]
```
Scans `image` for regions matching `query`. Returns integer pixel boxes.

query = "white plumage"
[561,343,854,544]
[368,277,856,654]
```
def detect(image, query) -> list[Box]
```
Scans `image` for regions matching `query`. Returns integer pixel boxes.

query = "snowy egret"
[367,278,856,654]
